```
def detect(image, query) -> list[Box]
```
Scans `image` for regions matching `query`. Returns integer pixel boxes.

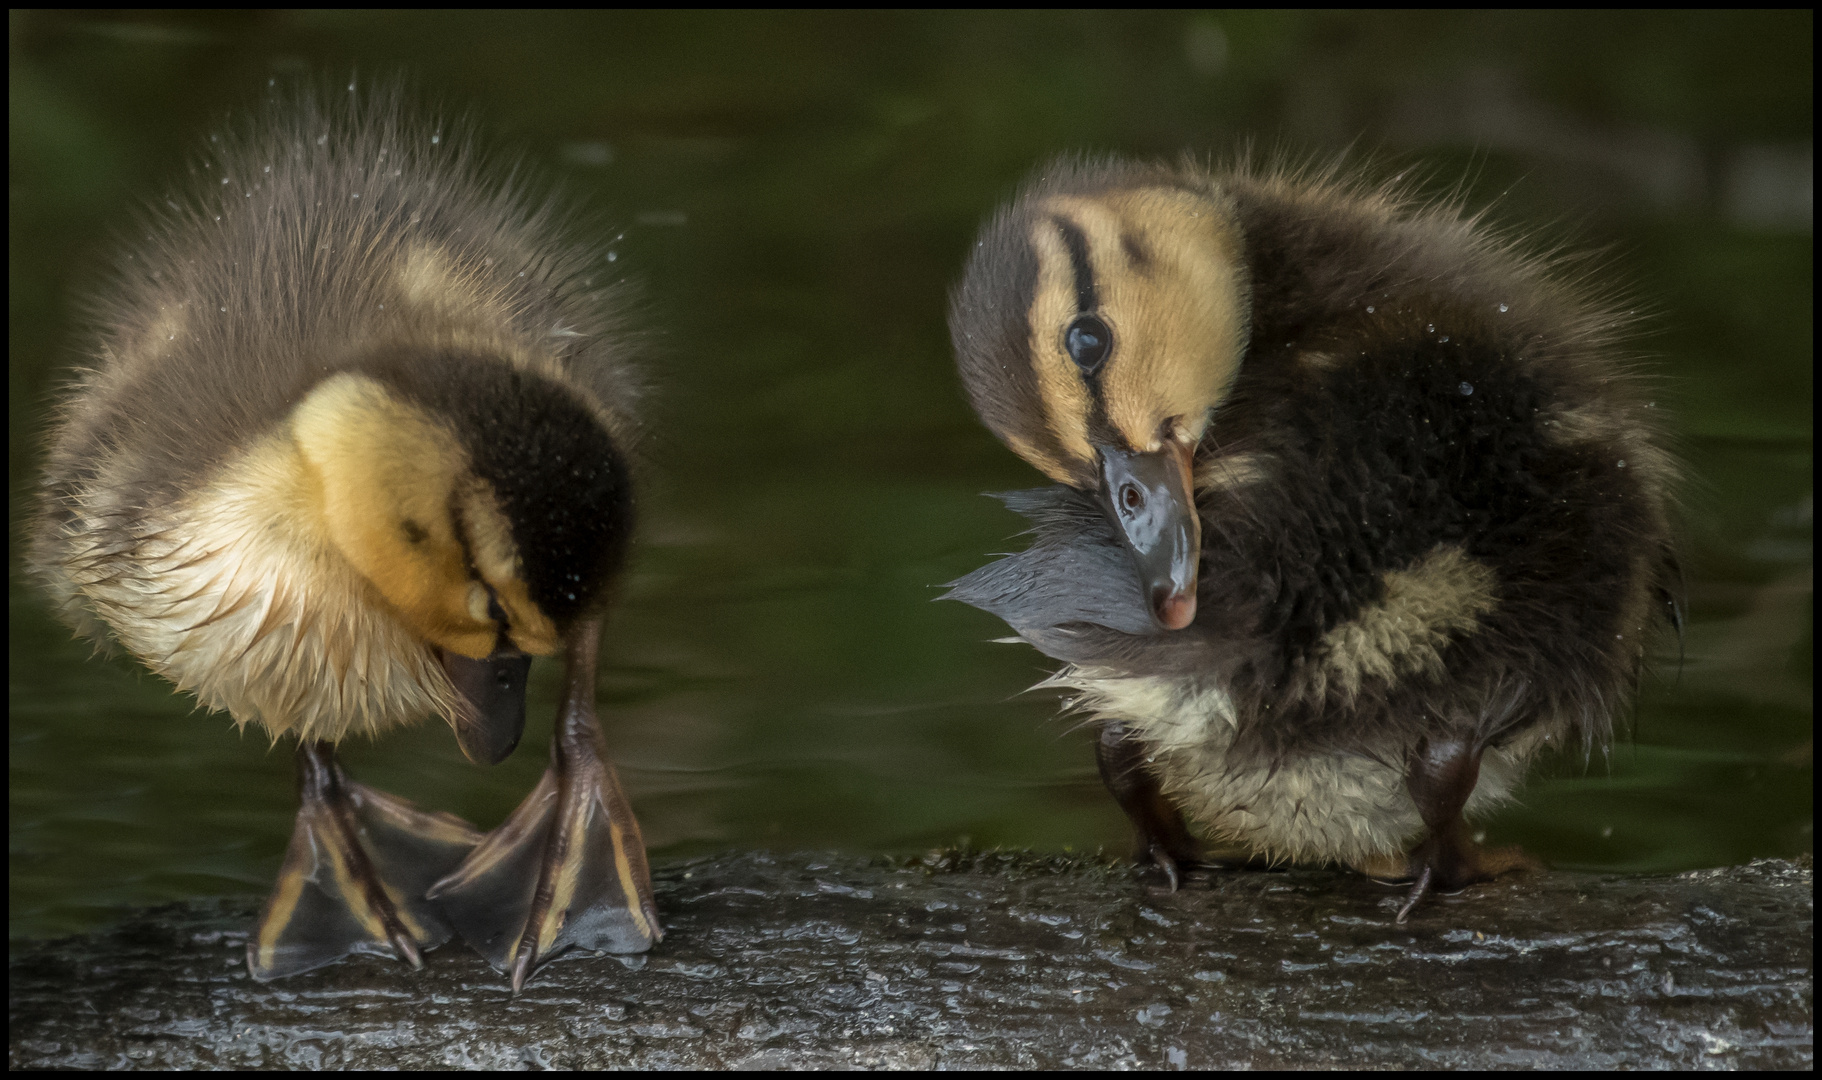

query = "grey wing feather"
[945,487,1154,637]
[943,487,1224,673]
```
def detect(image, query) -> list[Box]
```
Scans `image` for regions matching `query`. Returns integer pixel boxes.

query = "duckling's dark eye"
[1065,315,1112,374]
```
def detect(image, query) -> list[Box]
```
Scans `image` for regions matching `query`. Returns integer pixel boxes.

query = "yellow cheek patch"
[291,373,497,659]
[1095,188,1247,450]
[1036,189,1246,454]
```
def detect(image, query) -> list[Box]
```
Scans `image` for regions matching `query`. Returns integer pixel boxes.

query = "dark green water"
[9,12,1812,940]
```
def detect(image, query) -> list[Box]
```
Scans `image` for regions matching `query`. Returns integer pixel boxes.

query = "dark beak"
[441,641,533,765]
[1099,442,1200,631]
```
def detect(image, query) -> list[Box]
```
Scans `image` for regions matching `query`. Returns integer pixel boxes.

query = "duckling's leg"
[1395,735,1538,922]
[1096,720,1202,890]
[428,617,660,992]
[248,742,484,981]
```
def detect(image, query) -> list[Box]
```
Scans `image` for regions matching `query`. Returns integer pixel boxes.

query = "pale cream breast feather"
[55,431,458,744]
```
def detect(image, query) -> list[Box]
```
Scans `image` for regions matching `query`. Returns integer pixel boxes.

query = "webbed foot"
[428,618,659,992]
[248,741,484,981]
[1393,734,1541,923]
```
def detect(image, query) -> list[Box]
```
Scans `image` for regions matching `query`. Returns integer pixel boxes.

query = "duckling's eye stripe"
[1050,215,1097,313]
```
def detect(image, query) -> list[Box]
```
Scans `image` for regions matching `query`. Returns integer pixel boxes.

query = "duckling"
[946,155,1679,917]
[30,82,659,988]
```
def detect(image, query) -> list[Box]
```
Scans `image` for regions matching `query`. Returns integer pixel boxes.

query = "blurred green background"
[9,11,1811,940]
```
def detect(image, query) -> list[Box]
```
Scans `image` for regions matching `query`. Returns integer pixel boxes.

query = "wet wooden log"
[8,852,1812,1068]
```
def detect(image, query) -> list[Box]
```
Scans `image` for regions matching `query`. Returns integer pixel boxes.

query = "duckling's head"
[290,347,632,763]
[950,158,1250,630]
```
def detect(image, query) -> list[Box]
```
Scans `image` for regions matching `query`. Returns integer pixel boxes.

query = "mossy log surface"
[9,852,1812,1069]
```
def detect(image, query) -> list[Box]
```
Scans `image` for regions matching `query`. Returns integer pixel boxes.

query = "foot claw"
[389,926,424,969]
[509,941,537,996]
[1395,865,1433,924]
[1149,846,1182,892]
[1392,838,1539,921]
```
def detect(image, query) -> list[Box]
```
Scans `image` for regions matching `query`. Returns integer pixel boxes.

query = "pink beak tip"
[1156,592,1197,631]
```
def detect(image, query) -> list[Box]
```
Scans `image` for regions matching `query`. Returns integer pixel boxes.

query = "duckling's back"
[1197,166,1679,760]
[38,83,639,542]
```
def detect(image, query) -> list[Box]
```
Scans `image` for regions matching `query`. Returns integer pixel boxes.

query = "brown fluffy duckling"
[31,83,658,988]
[947,155,1678,917]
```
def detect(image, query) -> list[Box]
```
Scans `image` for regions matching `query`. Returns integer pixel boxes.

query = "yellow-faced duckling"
[947,156,1678,917]
[31,83,658,988]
